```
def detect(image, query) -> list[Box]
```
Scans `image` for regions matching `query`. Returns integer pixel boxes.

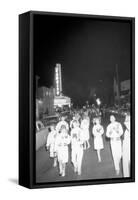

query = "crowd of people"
[45,106,130,178]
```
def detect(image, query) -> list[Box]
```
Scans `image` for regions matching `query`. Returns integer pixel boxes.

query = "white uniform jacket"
[106,121,123,140]
[71,127,84,149]
[55,132,70,163]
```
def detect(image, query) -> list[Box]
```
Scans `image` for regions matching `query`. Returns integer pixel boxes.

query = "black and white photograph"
[1,0,138,198]
[33,12,134,185]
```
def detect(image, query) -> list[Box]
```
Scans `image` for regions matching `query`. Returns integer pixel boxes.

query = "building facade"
[36,86,55,119]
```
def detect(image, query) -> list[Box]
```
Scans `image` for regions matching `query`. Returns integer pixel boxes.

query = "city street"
[36,121,124,183]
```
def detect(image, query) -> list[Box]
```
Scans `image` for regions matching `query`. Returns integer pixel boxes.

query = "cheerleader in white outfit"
[106,115,123,175]
[71,120,84,175]
[92,118,104,162]
[55,125,70,177]
[46,125,57,167]
[122,114,130,177]
[80,115,90,149]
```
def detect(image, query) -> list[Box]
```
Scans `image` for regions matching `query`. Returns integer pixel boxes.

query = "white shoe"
[62,171,65,177]
[74,166,77,173]
[78,171,81,176]
[116,170,120,175]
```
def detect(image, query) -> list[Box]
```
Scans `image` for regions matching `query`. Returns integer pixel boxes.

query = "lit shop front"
[54,95,71,108]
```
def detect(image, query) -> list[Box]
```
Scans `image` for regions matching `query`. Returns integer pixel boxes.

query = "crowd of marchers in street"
[36,104,130,178]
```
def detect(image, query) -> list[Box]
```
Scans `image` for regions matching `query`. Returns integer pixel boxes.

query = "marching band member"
[80,115,90,149]
[55,125,70,177]
[71,120,84,175]
[46,125,58,167]
[106,115,123,175]
[92,118,104,162]
[122,114,130,177]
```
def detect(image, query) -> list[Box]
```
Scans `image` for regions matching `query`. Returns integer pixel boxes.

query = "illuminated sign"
[55,63,62,96]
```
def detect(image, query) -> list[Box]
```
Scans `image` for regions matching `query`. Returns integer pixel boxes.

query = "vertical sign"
[55,63,62,96]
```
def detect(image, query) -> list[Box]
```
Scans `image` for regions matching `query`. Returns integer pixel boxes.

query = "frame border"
[19,11,135,189]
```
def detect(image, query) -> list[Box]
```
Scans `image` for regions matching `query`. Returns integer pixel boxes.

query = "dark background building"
[34,14,131,106]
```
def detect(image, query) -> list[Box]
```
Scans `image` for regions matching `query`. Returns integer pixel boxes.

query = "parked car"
[36,120,48,151]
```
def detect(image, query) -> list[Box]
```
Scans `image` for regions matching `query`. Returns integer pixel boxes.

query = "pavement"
[36,124,123,183]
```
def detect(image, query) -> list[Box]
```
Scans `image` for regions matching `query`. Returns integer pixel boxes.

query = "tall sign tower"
[54,63,71,108]
[55,63,62,96]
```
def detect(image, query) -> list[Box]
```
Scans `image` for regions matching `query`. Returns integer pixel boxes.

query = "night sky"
[34,13,131,105]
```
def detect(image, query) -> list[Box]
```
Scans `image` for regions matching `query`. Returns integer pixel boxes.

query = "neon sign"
[55,63,62,96]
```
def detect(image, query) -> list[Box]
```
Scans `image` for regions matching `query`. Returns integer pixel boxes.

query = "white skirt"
[82,129,90,141]
[57,145,69,163]
[94,136,104,150]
